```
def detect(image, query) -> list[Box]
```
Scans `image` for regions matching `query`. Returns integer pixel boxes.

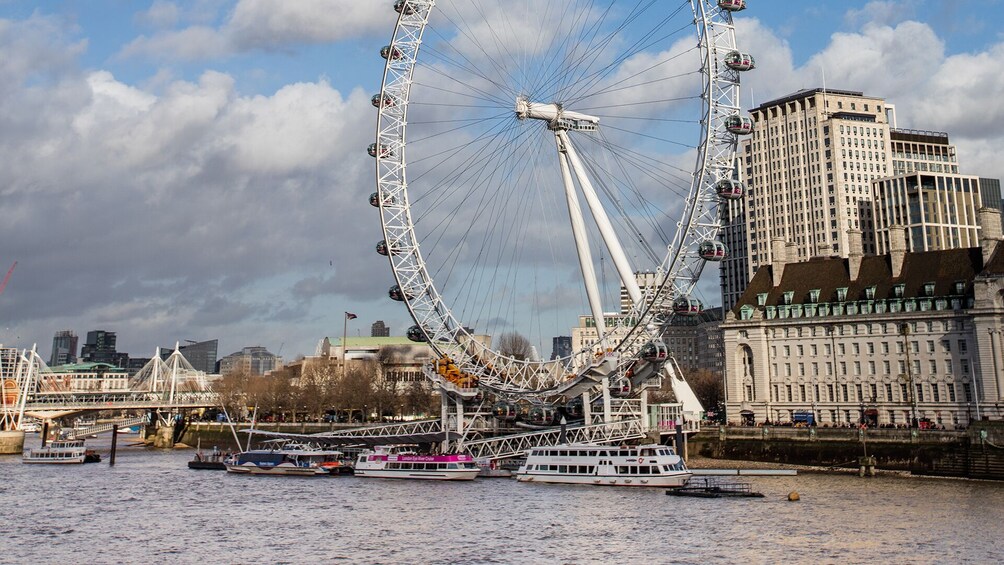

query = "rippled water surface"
[2,436,1003,564]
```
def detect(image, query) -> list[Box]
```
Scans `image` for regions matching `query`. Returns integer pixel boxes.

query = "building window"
[827,384,835,401]
[963,382,973,402]
[841,384,849,402]
[948,383,956,402]
[836,287,848,302]
[958,340,967,354]
[885,383,894,401]
[932,384,941,403]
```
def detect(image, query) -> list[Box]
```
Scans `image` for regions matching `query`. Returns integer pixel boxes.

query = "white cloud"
[844,1,915,28]
[136,1,181,29]
[119,0,392,61]
[0,14,385,356]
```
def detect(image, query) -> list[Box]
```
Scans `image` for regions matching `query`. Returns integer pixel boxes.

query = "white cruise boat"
[23,439,100,464]
[516,443,691,487]
[354,445,480,480]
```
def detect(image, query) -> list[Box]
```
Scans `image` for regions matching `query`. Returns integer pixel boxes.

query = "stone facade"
[722,210,1004,427]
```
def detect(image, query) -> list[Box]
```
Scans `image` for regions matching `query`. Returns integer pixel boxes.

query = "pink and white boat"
[353,445,480,480]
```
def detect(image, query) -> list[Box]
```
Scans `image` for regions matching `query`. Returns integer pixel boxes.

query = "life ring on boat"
[637,457,644,464]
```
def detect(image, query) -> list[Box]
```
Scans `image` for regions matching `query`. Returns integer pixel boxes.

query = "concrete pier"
[0,430,26,454]
[151,423,175,449]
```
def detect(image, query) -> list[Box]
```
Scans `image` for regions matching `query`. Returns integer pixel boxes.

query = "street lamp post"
[900,323,919,428]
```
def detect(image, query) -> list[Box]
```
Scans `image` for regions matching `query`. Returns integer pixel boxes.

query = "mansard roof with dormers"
[730,246,994,321]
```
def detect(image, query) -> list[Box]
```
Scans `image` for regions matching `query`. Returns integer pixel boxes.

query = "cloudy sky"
[1,0,1002,362]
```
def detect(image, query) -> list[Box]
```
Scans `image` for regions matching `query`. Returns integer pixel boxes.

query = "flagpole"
[342,312,348,381]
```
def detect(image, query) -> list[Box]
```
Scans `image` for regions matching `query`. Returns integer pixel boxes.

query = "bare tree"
[686,368,724,416]
[212,369,251,420]
[298,363,337,421]
[496,332,534,360]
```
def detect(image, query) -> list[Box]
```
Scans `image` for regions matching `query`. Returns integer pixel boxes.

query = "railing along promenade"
[713,425,967,444]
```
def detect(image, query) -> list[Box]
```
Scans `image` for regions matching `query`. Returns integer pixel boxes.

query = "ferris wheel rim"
[373,0,744,394]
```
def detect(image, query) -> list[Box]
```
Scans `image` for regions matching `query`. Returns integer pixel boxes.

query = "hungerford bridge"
[1,344,697,460]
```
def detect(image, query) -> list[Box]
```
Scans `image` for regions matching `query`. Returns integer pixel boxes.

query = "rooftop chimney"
[978,207,1003,266]
[771,237,787,287]
[889,225,907,279]
[814,241,835,259]
[848,228,864,281]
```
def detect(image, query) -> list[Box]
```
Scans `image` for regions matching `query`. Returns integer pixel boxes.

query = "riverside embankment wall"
[691,422,1004,480]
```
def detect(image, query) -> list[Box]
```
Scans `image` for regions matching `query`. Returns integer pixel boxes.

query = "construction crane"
[0,262,15,296]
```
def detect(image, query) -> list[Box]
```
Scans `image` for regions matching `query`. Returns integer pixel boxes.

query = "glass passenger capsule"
[562,397,584,419]
[388,284,413,301]
[380,45,402,60]
[698,240,728,261]
[639,340,669,364]
[718,0,747,11]
[367,143,393,158]
[725,114,754,135]
[493,401,519,421]
[406,325,427,342]
[673,296,703,317]
[724,51,756,71]
[528,405,557,426]
[394,0,415,15]
[610,378,633,398]
[371,94,395,108]
[369,192,396,207]
[716,178,745,200]
[376,239,401,256]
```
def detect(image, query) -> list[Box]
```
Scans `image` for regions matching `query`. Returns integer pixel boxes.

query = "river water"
[2,435,1002,564]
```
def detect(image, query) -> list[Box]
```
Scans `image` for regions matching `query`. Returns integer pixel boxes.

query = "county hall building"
[722,209,1004,427]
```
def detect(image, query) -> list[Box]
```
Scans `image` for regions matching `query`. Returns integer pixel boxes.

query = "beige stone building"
[722,209,1004,427]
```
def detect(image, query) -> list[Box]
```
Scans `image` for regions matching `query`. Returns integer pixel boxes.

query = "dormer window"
[923,282,935,297]
[783,291,794,305]
[953,281,965,295]
[893,284,905,298]
[757,293,768,306]
[809,289,820,303]
[836,287,848,302]
[865,286,876,300]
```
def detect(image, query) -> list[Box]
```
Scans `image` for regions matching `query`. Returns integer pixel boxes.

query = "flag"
[345,312,357,320]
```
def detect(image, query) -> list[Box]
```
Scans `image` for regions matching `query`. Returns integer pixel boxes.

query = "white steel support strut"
[556,130,642,306]
[556,133,606,339]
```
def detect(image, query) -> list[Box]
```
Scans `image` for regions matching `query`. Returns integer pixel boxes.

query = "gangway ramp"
[64,416,148,439]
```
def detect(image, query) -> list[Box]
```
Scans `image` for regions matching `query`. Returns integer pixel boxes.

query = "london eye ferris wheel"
[369,0,754,399]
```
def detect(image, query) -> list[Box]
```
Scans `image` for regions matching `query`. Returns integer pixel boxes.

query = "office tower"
[742,88,890,272]
[80,330,127,367]
[371,320,391,337]
[159,339,219,374]
[550,336,572,361]
[49,330,78,366]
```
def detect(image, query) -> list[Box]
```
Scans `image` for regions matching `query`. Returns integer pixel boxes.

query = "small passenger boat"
[188,446,231,470]
[516,443,691,487]
[354,445,480,480]
[23,439,101,464]
[225,441,348,476]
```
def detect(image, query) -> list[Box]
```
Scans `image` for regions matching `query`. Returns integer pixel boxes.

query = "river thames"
[2,436,1002,564]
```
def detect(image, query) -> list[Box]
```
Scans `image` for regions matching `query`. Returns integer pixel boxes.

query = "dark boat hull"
[188,461,227,470]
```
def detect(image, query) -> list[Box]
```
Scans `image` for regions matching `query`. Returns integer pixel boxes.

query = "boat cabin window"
[588,451,597,457]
